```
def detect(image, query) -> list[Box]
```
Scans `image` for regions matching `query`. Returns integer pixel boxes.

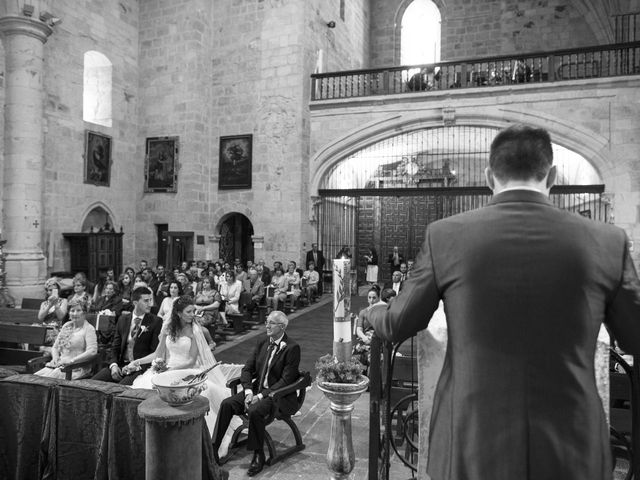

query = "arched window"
[83,51,112,127]
[401,0,441,66]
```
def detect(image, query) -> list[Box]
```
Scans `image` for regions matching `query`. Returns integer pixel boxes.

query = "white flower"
[278,341,287,353]
[138,325,148,336]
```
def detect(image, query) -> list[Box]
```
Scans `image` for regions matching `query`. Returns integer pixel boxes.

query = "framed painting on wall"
[219,134,252,190]
[84,130,112,187]
[145,136,179,193]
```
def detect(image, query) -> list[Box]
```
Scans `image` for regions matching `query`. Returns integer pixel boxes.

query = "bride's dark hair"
[168,295,194,341]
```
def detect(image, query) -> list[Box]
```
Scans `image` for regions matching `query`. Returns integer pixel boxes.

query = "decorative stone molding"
[252,235,264,250]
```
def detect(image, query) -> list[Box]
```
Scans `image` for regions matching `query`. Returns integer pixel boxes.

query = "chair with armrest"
[220,371,312,466]
[27,353,102,380]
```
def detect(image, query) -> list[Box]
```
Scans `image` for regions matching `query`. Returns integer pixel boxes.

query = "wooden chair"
[610,349,639,480]
[220,371,312,466]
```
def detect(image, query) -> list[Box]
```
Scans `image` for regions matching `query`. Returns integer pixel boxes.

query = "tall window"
[401,0,441,65]
[83,51,112,127]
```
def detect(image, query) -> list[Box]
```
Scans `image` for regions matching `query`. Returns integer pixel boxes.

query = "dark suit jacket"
[370,190,640,480]
[306,250,325,270]
[241,333,300,415]
[382,280,403,293]
[108,311,163,369]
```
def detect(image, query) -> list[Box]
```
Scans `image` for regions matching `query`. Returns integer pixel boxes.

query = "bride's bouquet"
[151,358,168,373]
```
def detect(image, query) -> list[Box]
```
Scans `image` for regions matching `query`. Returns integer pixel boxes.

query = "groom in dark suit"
[212,310,300,476]
[370,124,640,480]
[92,286,162,385]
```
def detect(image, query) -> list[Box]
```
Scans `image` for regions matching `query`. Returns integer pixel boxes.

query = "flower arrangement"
[151,357,168,373]
[315,354,365,384]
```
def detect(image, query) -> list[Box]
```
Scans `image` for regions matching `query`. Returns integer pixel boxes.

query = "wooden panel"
[0,324,48,344]
[0,308,40,325]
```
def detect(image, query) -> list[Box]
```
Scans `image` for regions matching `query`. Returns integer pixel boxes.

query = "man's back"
[372,190,640,480]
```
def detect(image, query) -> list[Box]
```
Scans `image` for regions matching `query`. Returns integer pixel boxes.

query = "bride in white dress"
[131,295,242,456]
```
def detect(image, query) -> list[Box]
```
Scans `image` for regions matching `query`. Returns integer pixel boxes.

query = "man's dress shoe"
[247,450,265,477]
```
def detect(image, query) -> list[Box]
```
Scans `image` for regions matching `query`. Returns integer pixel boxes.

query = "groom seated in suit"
[212,310,300,476]
[92,286,163,385]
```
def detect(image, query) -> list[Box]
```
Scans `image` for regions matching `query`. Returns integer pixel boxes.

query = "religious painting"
[84,130,112,187]
[145,136,179,193]
[218,134,252,190]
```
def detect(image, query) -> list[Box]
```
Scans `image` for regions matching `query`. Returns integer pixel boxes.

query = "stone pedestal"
[138,395,209,480]
[0,15,52,302]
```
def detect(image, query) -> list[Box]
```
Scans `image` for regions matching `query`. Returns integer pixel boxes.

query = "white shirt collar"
[498,186,544,193]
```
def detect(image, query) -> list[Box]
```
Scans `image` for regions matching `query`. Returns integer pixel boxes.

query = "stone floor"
[214,295,413,480]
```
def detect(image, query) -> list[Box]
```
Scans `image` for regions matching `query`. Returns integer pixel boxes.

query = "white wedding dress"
[132,334,243,456]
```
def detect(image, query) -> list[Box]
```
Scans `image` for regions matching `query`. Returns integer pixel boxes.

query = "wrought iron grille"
[320,126,601,191]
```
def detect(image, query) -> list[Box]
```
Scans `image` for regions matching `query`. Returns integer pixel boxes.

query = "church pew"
[0,323,49,372]
[0,307,40,325]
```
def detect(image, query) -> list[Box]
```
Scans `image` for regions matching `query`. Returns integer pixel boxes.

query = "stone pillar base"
[4,251,47,303]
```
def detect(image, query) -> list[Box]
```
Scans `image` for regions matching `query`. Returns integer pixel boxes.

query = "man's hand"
[244,390,254,410]
[110,364,123,381]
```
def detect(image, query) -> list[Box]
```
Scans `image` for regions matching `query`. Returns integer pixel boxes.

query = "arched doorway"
[316,125,607,284]
[218,213,254,264]
[81,205,114,233]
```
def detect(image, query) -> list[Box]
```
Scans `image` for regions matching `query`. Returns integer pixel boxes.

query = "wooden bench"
[0,307,40,325]
[21,298,43,310]
[0,323,48,372]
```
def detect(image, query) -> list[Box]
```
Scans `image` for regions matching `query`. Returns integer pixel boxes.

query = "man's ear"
[546,165,557,189]
[484,167,495,191]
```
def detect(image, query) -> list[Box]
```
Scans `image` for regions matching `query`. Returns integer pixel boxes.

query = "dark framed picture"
[145,136,179,193]
[219,134,252,190]
[84,130,112,187]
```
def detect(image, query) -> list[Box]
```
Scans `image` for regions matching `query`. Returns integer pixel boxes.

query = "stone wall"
[309,77,640,262]
[136,0,214,265]
[369,0,613,68]
[40,0,140,272]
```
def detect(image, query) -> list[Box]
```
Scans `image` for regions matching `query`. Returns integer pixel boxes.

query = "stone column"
[0,14,52,301]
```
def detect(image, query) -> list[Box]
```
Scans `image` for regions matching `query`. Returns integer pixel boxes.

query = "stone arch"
[309,108,610,196]
[213,210,255,264]
[79,202,117,233]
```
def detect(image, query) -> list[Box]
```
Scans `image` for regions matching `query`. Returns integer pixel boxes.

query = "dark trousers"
[91,366,144,386]
[212,391,276,452]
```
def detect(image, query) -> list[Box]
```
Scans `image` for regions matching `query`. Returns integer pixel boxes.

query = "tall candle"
[333,259,352,362]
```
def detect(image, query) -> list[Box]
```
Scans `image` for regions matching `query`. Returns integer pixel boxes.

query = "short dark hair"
[132,286,152,302]
[489,124,553,182]
[381,288,397,303]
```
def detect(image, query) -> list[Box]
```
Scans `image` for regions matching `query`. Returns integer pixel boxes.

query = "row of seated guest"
[265,261,321,313]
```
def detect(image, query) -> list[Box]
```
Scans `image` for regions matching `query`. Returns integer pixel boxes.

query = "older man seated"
[212,311,300,476]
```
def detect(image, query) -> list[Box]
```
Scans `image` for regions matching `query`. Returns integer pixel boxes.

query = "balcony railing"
[311,41,640,101]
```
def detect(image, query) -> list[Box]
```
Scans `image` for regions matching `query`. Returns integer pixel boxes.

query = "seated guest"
[155,271,173,302]
[92,268,115,304]
[91,287,163,385]
[235,263,248,284]
[176,272,194,297]
[38,279,69,346]
[352,286,382,369]
[212,262,225,289]
[283,262,301,312]
[117,272,134,311]
[90,280,124,316]
[212,311,300,475]
[256,259,271,285]
[35,297,97,379]
[155,263,165,279]
[266,267,287,313]
[72,272,95,300]
[383,270,404,296]
[70,274,94,306]
[243,267,265,314]
[157,280,183,322]
[219,270,243,323]
[302,262,320,303]
[194,276,223,329]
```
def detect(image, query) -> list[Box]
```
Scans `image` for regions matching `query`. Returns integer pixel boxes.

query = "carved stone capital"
[0,15,52,42]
